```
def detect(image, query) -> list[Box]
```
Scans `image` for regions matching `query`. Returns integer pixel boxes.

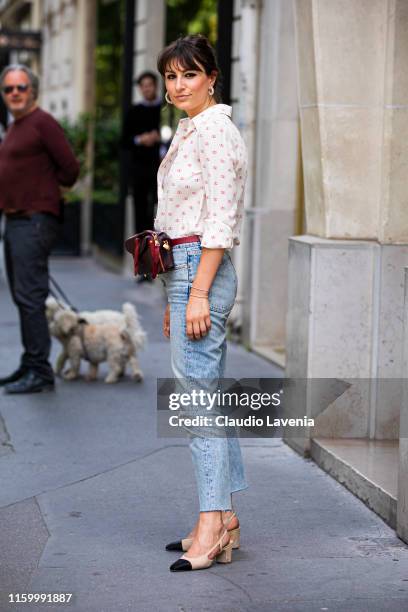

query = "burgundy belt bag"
[124,230,174,279]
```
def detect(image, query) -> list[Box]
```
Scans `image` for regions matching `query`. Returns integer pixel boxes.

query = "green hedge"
[61,114,120,203]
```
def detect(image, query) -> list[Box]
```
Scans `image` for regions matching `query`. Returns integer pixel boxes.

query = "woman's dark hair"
[157,34,222,102]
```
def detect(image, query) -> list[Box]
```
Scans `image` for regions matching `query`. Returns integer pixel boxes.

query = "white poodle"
[46,297,146,383]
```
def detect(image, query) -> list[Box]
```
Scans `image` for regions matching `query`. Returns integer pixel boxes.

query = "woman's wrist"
[191,285,209,294]
[190,285,209,299]
[189,292,209,300]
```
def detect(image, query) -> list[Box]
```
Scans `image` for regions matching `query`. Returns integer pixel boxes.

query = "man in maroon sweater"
[0,65,80,394]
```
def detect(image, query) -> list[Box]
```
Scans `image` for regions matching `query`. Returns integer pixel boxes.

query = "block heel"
[216,540,233,563]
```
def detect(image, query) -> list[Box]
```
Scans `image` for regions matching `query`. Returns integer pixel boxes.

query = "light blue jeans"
[161,241,247,511]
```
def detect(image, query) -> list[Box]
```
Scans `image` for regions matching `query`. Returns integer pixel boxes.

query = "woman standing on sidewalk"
[155,34,248,572]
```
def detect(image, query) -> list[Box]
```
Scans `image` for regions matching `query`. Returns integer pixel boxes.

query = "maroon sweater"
[0,107,80,215]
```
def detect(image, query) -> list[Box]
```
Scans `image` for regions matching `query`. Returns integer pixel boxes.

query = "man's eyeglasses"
[2,84,30,95]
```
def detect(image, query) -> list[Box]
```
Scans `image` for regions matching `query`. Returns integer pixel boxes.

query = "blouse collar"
[179,104,232,130]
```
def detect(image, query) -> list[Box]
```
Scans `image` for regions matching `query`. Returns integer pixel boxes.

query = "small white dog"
[46,297,146,383]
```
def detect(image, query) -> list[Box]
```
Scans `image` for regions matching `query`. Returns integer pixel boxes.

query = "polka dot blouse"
[154,104,248,250]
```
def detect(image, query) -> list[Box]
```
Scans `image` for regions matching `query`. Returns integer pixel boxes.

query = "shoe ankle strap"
[223,511,236,528]
[209,529,229,557]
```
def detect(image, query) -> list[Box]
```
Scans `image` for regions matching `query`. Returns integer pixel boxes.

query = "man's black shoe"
[4,371,55,395]
[136,274,153,284]
[0,367,27,386]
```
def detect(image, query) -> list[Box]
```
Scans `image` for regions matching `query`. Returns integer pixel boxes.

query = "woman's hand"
[163,303,170,338]
[186,295,211,340]
[184,246,224,340]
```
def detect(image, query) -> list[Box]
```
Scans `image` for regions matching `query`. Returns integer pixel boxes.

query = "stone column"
[231,0,261,339]
[76,0,97,255]
[243,0,301,359]
[397,268,408,542]
[286,1,408,454]
[133,0,165,101]
[231,1,301,358]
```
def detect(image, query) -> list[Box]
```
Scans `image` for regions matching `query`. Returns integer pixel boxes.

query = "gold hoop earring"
[208,85,214,97]
[165,92,172,104]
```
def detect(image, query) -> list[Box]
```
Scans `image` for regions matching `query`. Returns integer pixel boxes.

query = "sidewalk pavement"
[0,257,408,612]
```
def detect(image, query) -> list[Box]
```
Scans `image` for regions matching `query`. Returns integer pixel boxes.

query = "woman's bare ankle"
[222,510,239,530]
[198,510,223,529]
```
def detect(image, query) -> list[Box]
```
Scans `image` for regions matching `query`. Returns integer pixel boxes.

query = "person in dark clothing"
[0,64,80,394]
[122,71,161,235]
[0,94,7,142]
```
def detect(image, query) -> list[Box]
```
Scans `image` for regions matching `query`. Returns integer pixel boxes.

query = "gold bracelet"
[191,285,209,293]
[190,292,209,299]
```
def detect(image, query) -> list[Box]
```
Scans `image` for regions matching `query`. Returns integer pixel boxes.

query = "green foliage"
[92,189,119,205]
[61,113,120,202]
[166,0,217,45]
[59,114,91,181]
[96,0,124,118]
[87,0,124,203]
[93,116,120,195]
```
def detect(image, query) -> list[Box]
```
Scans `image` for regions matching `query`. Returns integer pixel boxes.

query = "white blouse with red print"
[154,104,247,250]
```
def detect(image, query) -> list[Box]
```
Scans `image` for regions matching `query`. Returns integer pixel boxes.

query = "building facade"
[285,0,408,544]
[0,0,96,121]
[40,0,96,121]
[228,0,408,545]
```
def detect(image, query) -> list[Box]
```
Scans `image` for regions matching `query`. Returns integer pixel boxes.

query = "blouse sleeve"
[197,119,243,249]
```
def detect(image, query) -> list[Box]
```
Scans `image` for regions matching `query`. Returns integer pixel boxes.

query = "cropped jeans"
[162,241,247,511]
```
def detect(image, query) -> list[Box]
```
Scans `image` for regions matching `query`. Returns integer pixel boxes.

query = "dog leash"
[49,274,91,359]
[49,274,79,312]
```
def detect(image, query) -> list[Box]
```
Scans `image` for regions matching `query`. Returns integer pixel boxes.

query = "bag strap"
[134,238,140,275]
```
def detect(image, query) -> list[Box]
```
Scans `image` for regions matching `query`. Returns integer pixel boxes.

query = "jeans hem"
[199,505,233,512]
[231,483,249,494]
